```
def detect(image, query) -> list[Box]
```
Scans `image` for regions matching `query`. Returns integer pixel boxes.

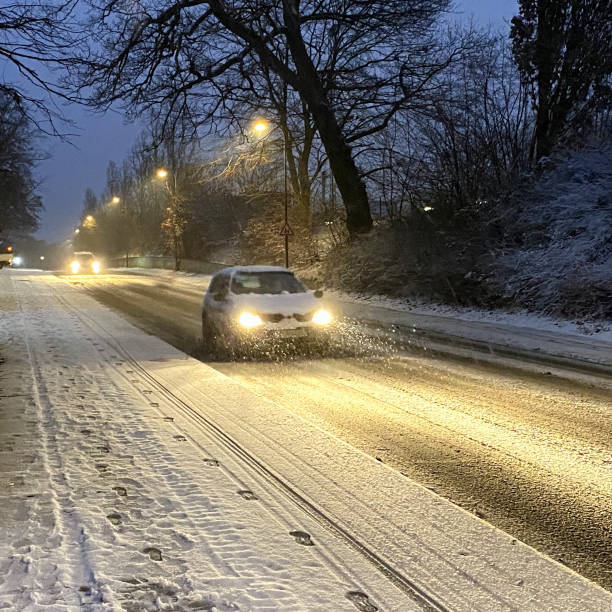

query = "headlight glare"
[70,261,80,273]
[92,261,100,273]
[239,312,263,328]
[312,309,332,325]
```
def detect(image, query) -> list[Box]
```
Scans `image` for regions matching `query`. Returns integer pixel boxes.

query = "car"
[68,251,102,274]
[201,265,334,354]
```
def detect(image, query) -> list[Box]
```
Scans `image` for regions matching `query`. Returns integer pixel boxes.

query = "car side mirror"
[213,292,226,302]
[314,289,323,298]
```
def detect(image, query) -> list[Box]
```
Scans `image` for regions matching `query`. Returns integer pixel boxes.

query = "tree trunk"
[281,0,372,235]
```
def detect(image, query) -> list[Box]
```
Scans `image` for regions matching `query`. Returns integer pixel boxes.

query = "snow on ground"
[2,269,611,611]
[328,291,612,339]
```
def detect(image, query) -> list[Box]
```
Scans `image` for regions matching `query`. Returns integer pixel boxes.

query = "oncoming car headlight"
[312,309,332,325]
[239,312,263,328]
[70,261,80,273]
[92,261,101,274]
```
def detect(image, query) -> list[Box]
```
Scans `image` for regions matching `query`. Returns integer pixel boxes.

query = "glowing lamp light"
[156,168,168,178]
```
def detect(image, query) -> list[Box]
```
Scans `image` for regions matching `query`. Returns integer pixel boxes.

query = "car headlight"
[92,261,100,273]
[70,261,80,273]
[239,312,263,328]
[312,309,332,325]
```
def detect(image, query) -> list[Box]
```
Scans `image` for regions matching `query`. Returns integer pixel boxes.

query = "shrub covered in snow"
[317,140,611,322]
[487,141,612,320]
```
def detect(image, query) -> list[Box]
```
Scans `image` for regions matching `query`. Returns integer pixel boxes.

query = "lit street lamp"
[111,196,120,204]
[156,168,168,178]
[252,118,290,268]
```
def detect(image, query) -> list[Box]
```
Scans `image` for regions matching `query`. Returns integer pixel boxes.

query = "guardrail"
[108,256,230,275]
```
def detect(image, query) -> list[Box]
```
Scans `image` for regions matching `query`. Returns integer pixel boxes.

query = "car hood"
[230,292,320,315]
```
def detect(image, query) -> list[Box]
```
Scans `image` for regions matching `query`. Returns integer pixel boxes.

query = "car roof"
[74,251,95,256]
[214,265,293,276]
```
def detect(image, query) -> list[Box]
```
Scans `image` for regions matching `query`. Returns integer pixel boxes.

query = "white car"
[201,266,334,353]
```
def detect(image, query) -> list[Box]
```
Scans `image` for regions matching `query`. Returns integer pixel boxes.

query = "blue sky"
[35,0,519,243]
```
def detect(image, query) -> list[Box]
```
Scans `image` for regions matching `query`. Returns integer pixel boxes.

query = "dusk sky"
[35,0,519,243]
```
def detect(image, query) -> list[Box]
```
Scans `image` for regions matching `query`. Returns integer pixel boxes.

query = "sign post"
[279,221,293,268]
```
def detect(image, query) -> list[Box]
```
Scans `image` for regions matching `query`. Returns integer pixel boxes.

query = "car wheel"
[201,312,218,351]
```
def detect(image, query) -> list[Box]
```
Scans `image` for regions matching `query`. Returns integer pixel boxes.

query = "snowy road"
[2,270,611,611]
[56,270,612,594]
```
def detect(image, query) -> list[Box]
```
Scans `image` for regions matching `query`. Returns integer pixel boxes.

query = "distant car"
[201,266,333,353]
[68,251,102,274]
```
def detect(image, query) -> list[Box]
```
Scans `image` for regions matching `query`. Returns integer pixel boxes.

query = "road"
[62,271,612,591]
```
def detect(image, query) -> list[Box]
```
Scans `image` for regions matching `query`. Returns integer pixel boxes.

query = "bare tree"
[72,0,453,236]
[0,92,43,234]
[0,1,80,135]
[511,0,612,159]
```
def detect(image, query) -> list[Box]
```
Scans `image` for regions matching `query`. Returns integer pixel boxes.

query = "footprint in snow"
[162,416,173,422]
[150,402,159,407]
[143,547,162,562]
[346,591,378,612]
[95,464,109,474]
[112,486,127,497]
[289,531,314,546]
[202,458,219,467]
[107,513,122,525]
[174,435,187,442]
[80,429,93,435]
[237,490,258,501]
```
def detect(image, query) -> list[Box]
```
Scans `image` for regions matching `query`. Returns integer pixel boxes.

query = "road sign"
[279,221,294,236]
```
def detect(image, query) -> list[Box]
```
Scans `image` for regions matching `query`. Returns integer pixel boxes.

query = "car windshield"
[74,253,94,262]
[231,272,305,295]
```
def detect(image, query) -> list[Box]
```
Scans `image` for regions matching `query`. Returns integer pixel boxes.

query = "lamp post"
[110,195,129,267]
[156,168,184,271]
[252,119,290,268]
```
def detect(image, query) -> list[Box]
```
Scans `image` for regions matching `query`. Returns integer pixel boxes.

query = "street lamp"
[111,196,120,204]
[251,118,290,268]
[156,168,168,178]
[253,120,268,134]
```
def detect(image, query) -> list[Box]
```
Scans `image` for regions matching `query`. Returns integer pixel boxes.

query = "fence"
[107,256,230,275]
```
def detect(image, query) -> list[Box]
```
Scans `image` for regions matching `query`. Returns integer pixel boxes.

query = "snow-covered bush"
[487,141,612,319]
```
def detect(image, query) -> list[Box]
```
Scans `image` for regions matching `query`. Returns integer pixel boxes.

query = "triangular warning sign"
[279,221,294,236]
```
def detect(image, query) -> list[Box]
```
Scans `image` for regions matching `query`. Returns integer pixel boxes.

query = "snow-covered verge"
[487,141,612,320]
[308,140,612,324]
[3,270,612,611]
